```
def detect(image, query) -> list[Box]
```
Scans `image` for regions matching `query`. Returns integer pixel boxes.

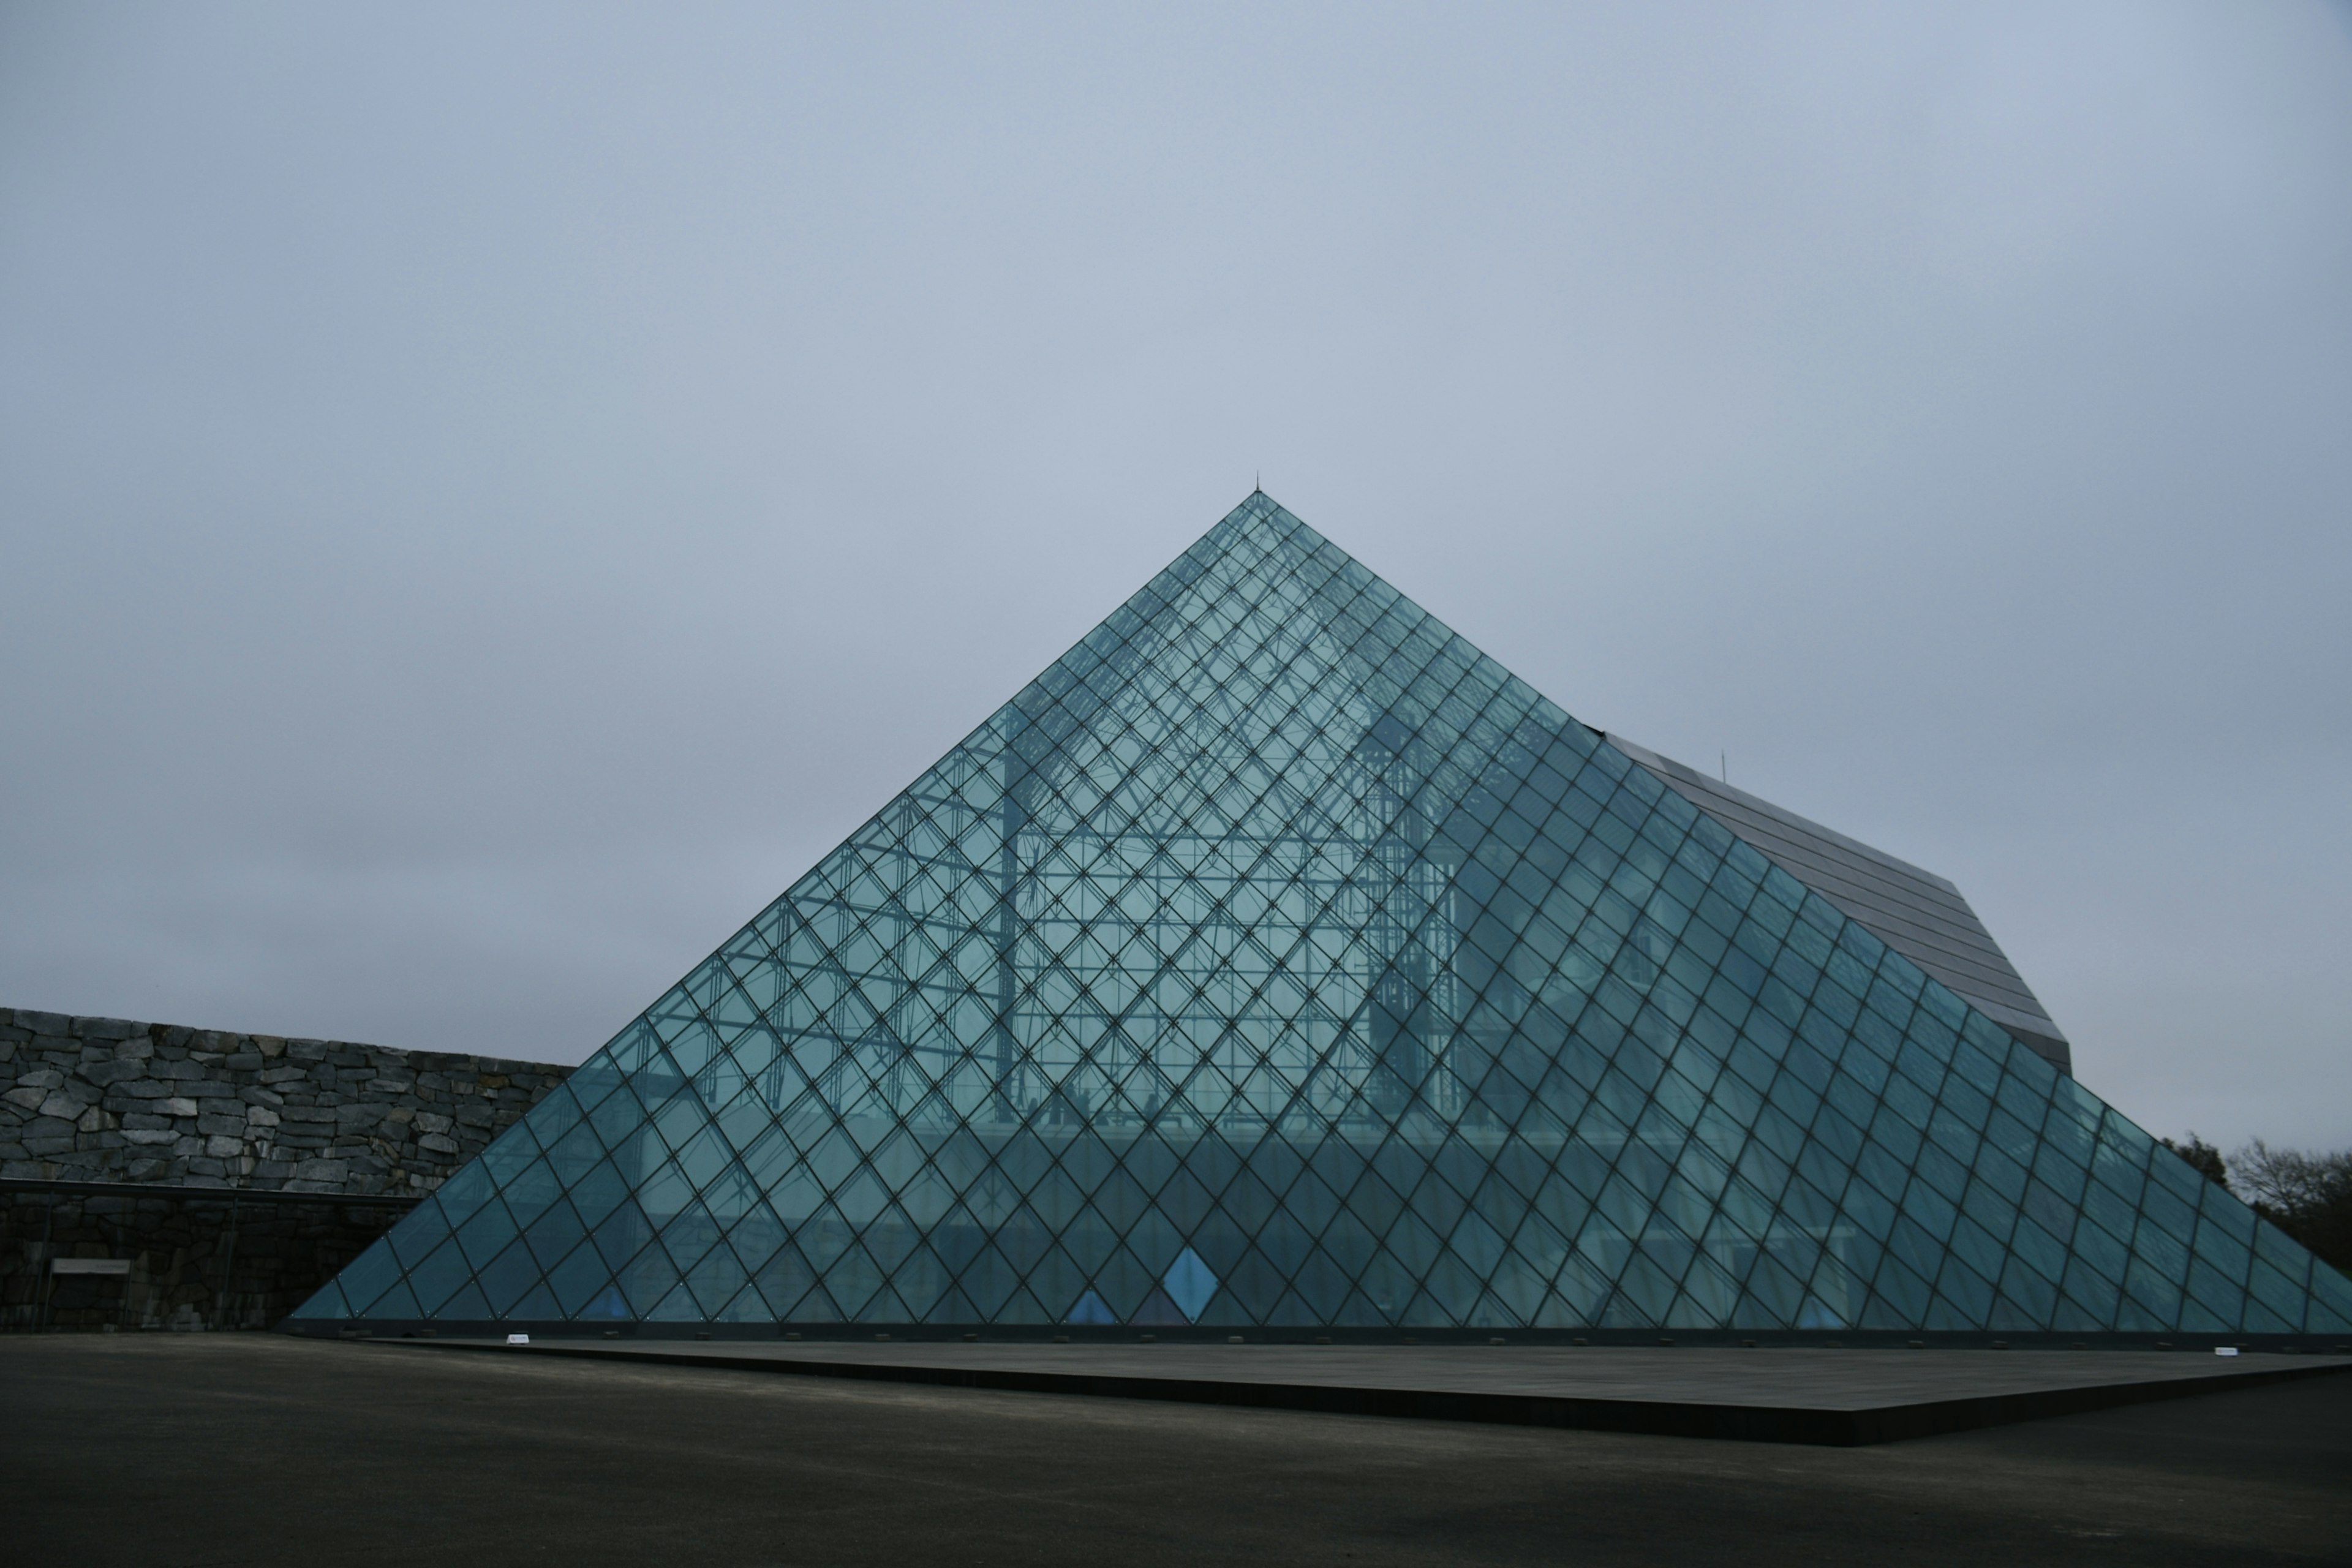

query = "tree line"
[2162,1134,2352,1276]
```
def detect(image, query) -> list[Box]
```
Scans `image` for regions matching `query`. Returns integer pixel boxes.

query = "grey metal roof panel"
[1607,734,2071,1075]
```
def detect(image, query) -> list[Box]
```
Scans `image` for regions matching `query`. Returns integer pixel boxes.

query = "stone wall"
[1,1006,573,1330]
[0,1007,572,1195]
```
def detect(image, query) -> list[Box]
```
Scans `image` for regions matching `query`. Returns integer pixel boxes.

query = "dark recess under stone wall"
[1,1008,570,1330]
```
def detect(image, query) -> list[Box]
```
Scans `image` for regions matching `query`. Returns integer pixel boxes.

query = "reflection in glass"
[295,496,2349,1336]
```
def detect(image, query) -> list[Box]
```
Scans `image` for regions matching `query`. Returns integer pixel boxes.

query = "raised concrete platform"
[395,1336,2352,1446]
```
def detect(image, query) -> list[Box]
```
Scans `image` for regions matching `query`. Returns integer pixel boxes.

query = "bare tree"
[2231,1139,2352,1275]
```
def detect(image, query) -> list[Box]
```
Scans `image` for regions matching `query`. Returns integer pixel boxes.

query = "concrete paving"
[6,1332,2351,1566]
[410,1335,2352,1445]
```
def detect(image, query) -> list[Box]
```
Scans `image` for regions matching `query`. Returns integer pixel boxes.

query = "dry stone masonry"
[1,1007,571,1330]
[0,1006,571,1193]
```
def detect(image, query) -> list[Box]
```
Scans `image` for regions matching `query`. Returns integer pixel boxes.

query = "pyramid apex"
[296,496,2352,1344]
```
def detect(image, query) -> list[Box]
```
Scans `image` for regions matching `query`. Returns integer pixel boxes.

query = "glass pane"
[299,493,2338,1339]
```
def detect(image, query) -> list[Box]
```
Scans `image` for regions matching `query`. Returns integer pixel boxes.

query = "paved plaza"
[7,1333,2350,1565]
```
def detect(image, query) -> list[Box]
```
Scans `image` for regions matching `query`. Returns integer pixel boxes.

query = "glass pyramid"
[298,495,2352,1336]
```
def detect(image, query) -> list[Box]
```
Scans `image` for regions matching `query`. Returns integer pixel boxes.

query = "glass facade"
[298,496,2352,1335]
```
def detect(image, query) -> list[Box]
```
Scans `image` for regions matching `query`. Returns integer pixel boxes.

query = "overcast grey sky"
[3,2,2348,1150]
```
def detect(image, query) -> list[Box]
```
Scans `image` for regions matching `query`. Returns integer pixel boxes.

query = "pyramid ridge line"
[300,494,2351,1341]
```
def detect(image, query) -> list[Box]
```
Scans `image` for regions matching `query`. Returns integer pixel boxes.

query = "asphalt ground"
[6,1333,2349,1566]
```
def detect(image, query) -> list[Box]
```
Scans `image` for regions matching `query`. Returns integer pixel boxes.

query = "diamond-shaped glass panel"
[301,495,2343,1335]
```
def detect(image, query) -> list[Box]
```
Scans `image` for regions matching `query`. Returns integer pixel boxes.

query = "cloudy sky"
[3,2,2347,1150]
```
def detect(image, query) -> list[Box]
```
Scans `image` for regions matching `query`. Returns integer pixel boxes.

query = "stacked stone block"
[0,1007,571,1193]
[1,1006,572,1330]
